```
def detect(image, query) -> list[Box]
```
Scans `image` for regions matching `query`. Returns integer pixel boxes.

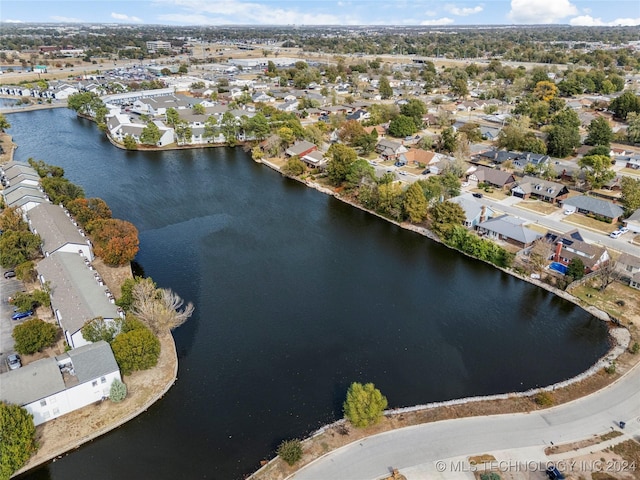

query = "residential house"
[37,252,123,349]
[364,125,386,138]
[615,253,640,290]
[472,149,519,166]
[561,195,624,223]
[544,229,609,273]
[251,92,275,103]
[27,203,94,260]
[2,184,48,214]
[450,195,495,229]
[467,166,517,190]
[375,139,407,162]
[477,214,542,248]
[300,150,326,169]
[625,208,640,234]
[402,149,440,168]
[511,176,569,203]
[346,110,370,122]
[1,161,41,188]
[0,341,121,426]
[285,140,317,158]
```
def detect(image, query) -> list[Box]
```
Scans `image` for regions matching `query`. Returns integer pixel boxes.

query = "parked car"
[618,226,629,234]
[546,465,565,480]
[3,270,16,279]
[6,353,21,370]
[472,192,483,198]
[11,310,33,320]
[609,230,623,239]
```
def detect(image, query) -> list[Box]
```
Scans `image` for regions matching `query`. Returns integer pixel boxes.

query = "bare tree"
[131,278,194,334]
[528,240,553,273]
[596,259,618,292]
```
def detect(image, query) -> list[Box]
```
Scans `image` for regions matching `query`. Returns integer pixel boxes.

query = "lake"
[7,109,609,480]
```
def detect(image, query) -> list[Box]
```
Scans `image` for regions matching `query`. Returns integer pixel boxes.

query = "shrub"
[604,361,616,374]
[111,325,160,376]
[109,379,128,403]
[0,402,37,479]
[277,439,303,466]
[12,318,58,355]
[534,391,554,407]
[630,342,639,355]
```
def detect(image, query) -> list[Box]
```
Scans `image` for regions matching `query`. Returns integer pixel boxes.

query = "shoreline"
[4,111,636,478]
[247,158,637,480]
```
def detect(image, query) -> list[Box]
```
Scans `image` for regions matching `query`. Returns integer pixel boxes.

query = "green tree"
[12,318,58,355]
[109,378,128,403]
[566,258,585,280]
[0,113,10,132]
[399,98,426,128]
[0,230,42,268]
[578,154,616,189]
[81,316,120,344]
[546,125,579,157]
[343,382,388,428]
[388,115,417,138]
[326,143,358,186]
[585,117,613,147]
[123,134,137,150]
[41,176,85,205]
[277,126,295,148]
[0,402,37,479]
[282,156,305,177]
[450,77,469,99]
[140,121,162,146]
[192,103,205,115]
[378,75,392,99]
[345,158,375,190]
[165,107,180,126]
[620,176,640,215]
[178,64,188,74]
[111,325,161,376]
[277,439,303,466]
[609,91,640,120]
[403,182,428,223]
[626,112,640,144]
[429,201,466,240]
[14,261,37,283]
[377,182,404,221]
[246,112,270,140]
[439,127,458,154]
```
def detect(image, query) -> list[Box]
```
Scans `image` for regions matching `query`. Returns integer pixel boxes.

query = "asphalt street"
[291,362,640,480]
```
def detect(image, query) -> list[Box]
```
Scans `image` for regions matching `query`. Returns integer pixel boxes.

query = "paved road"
[290,363,640,480]
[469,192,640,257]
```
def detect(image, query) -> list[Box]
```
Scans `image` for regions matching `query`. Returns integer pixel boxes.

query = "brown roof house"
[467,166,516,190]
[544,229,609,274]
[511,176,569,204]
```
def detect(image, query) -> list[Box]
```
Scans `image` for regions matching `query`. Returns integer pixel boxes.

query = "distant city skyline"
[1,0,639,27]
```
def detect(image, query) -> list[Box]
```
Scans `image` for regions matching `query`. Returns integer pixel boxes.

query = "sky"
[1,0,639,27]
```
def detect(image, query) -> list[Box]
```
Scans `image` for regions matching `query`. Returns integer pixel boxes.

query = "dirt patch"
[545,431,623,455]
[0,131,17,164]
[91,258,132,300]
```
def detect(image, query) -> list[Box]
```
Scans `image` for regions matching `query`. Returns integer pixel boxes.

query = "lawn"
[569,280,640,324]
[620,167,640,177]
[562,213,618,234]
[516,200,559,215]
[471,187,509,201]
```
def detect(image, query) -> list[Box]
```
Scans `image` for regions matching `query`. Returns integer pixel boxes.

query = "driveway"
[290,363,640,480]
[0,274,25,372]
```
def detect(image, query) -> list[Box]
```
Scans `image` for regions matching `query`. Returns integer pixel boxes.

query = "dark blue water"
[8,109,609,480]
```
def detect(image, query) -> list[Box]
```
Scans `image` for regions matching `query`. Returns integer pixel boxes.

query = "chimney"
[480,205,487,223]
[554,241,563,262]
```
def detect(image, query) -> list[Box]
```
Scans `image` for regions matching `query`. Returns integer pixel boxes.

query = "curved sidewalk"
[290,361,640,480]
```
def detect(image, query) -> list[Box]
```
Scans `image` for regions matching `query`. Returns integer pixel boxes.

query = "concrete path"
[290,363,640,480]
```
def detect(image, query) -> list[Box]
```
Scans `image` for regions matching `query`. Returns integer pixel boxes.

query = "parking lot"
[0,273,25,373]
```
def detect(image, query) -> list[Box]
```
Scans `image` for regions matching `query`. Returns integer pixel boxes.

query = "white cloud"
[154,0,349,25]
[570,15,640,26]
[420,17,455,25]
[445,4,483,16]
[50,16,84,23]
[111,12,143,23]
[508,0,577,23]
[2,19,24,23]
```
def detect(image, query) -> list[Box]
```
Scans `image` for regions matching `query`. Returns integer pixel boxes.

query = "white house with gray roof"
[2,184,48,213]
[477,214,542,248]
[561,195,625,223]
[0,341,121,426]
[27,203,94,260]
[37,252,123,349]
